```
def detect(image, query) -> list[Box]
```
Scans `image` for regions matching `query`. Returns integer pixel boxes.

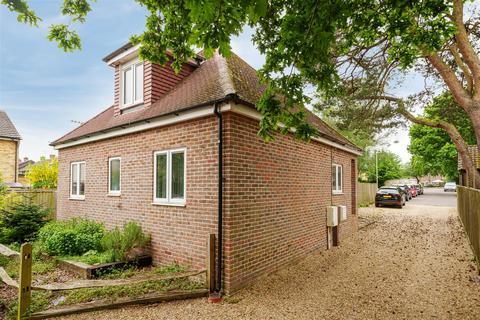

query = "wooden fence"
[4,189,56,219]
[357,182,377,206]
[457,186,480,273]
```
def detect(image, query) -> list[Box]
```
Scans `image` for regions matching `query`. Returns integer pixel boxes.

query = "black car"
[392,184,411,201]
[375,186,406,208]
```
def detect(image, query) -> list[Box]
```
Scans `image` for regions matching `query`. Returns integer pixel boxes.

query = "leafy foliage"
[0,203,50,244]
[359,150,404,187]
[408,93,475,181]
[101,221,150,262]
[26,156,58,189]
[2,0,469,140]
[38,219,105,256]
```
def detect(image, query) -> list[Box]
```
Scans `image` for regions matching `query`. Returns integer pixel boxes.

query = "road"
[409,187,457,207]
[64,191,480,320]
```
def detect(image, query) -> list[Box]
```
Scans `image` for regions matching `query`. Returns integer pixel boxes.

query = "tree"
[4,0,480,185]
[26,156,58,189]
[359,150,403,187]
[407,93,475,181]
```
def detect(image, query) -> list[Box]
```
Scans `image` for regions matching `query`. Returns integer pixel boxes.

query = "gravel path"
[63,205,480,320]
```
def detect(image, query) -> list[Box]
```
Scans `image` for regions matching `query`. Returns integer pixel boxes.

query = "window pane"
[156,154,167,199]
[171,152,185,199]
[71,164,78,195]
[110,159,120,191]
[135,63,143,102]
[332,166,336,190]
[79,163,85,195]
[337,166,342,191]
[123,67,133,105]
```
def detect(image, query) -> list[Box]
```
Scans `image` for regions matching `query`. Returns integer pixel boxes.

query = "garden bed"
[0,251,204,320]
[57,254,152,279]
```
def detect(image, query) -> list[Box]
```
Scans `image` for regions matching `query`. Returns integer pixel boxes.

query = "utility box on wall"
[338,205,347,221]
[326,206,338,227]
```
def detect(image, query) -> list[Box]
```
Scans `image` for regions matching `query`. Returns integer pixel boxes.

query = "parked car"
[408,184,419,197]
[417,184,424,195]
[444,182,457,192]
[393,184,412,201]
[375,186,406,208]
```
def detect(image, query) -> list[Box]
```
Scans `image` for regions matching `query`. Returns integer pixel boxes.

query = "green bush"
[102,222,150,262]
[38,219,105,256]
[0,203,50,244]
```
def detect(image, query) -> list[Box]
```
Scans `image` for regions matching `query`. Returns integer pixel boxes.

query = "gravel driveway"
[63,204,480,320]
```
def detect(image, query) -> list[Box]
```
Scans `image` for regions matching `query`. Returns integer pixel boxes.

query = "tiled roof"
[0,110,21,140]
[52,51,360,152]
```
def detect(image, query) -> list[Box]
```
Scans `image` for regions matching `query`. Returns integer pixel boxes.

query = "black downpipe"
[214,103,223,293]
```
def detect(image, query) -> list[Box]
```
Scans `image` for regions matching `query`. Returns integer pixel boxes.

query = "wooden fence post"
[17,243,32,320]
[206,234,216,293]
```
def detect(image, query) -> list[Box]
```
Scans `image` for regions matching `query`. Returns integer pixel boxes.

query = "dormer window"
[121,58,143,108]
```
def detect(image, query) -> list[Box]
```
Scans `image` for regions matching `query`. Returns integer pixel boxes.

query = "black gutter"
[213,102,223,293]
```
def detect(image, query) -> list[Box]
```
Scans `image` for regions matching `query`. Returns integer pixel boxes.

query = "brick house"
[51,43,362,293]
[0,110,21,184]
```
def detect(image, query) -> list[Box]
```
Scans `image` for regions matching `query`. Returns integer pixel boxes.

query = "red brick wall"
[57,110,358,293]
[222,113,358,293]
[57,116,219,268]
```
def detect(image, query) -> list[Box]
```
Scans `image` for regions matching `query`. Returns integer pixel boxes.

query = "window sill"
[69,196,85,201]
[152,202,186,207]
[107,193,121,197]
[332,191,344,195]
[120,102,144,112]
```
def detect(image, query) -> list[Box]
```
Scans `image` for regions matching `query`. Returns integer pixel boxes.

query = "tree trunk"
[398,106,480,189]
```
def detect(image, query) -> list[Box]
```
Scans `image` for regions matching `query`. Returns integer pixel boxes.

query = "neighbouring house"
[0,110,21,186]
[458,145,479,187]
[51,43,362,293]
[18,157,35,185]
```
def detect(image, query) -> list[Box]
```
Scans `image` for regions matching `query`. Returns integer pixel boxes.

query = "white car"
[444,182,457,192]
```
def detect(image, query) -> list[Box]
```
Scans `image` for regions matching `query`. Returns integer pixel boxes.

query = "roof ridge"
[215,51,236,96]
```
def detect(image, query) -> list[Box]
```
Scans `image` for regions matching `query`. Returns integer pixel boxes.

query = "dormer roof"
[52,49,361,154]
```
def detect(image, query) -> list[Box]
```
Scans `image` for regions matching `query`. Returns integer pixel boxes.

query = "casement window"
[108,157,121,195]
[70,161,86,199]
[332,164,343,194]
[121,59,143,108]
[153,148,186,205]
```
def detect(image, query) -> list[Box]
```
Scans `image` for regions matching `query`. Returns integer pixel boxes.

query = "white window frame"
[153,148,187,206]
[121,58,143,109]
[108,157,121,196]
[332,164,343,194]
[70,161,86,200]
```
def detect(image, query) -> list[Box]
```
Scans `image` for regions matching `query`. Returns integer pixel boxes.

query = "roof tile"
[52,51,360,152]
[0,110,21,140]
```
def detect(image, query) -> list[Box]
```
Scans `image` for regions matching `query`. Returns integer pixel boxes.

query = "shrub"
[0,203,50,244]
[102,222,150,262]
[38,219,104,256]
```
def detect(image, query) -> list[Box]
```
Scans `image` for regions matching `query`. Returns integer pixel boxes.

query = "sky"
[0,0,421,162]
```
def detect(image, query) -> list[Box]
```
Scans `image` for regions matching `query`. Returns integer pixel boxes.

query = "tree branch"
[452,0,480,99]
[449,44,473,93]
[361,94,479,185]
[426,53,472,110]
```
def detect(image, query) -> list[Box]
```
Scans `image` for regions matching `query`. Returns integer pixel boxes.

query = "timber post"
[17,243,32,320]
[206,234,216,293]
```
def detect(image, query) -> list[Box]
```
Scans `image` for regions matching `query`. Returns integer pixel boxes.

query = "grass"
[59,251,113,265]
[359,201,374,208]
[63,275,201,306]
